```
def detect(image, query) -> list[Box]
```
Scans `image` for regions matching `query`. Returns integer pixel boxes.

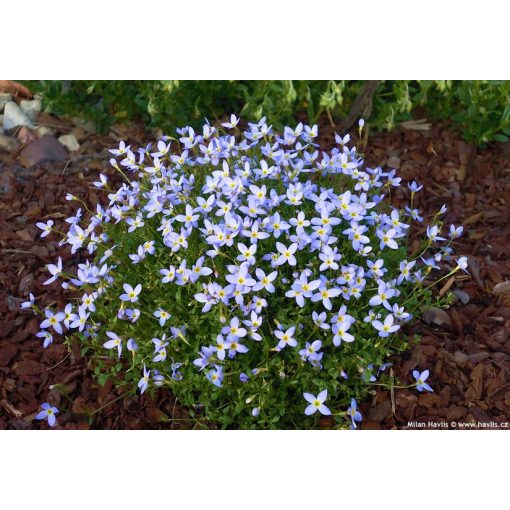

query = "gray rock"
[452,289,470,305]
[19,135,67,168]
[0,93,12,113]
[19,99,42,122]
[58,134,80,152]
[2,101,34,130]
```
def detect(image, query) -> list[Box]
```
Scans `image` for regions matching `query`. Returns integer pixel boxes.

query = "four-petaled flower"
[120,283,142,302]
[413,369,433,392]
[154,308,171,326]
[40,309,65,335]
[275,242,298,266]
[36,220,54,238]
[103,331,123,358]
[275,326,297,349]
[372,314,400,337]
[303,390,331,416]
[35,403,59,427]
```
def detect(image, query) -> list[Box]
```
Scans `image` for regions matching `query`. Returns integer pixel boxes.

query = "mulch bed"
[357,124,510,429]
[1,114,509,429]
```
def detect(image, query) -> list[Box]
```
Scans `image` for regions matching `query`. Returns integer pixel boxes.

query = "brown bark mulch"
[357,124,510,429]
[1,114,509,429]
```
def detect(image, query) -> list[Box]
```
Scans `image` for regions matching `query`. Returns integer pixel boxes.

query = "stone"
[18,135,67,168]
[58,133,80,152]
[0,92,12,113]
[0,133,18,152]
[19,99,42,122]
[35,125,55,137]
[2,101,34,130]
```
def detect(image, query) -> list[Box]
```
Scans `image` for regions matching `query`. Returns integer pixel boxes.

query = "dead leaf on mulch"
[422,308,452,327]
[439,276,455,297]
[0,80,32,99]
[493,281,510,296]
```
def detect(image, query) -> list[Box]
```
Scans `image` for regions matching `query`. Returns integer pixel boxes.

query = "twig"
[326,109,335,128]
[1,249,45,259]
[89,390,132,416]
[46,352,71,371]
[339,80,382,132]
[171,398,178,429]
[1,399,23,418]
[390,368,396,415]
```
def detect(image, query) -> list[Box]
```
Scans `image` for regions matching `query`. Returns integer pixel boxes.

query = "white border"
[3,1,510,77]
[1,431,508,508]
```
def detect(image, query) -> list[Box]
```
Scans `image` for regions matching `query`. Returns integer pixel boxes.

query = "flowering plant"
[23,116,467,429]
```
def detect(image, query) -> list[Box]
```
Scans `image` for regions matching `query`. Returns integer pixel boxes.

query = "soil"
[1,112,509,429]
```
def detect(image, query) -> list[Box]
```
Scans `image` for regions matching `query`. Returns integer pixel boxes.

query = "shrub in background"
[414,80,510,144]
[25,79,510,146]
[24,117,468,429]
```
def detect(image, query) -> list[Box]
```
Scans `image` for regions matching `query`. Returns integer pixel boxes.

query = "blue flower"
[35,220,54,238]
[407,181,423,192]
[153,308,171,326]
[138,364,150,394]
[40,309,65,335]
[43,257,63,286]
[103,331,123,358]
[311,283,341,311]
[274,326,297,349]
[120,283,142,302]
[36,330,53,348]
[347,399,362,428]
[372,314,400,337]
[456,256,469,273]
[207,366,223,387]
[413,370,433,392]
[20,293,35,309]
[303,390,331,416]
[36,403,59,427]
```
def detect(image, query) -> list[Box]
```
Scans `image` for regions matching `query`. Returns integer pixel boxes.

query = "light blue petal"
[317,389,328,402]
[304,404,316,416]
[319,404,331,416]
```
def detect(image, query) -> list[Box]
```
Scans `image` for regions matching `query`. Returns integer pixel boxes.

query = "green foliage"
[25,80,510,145]
[415,80,510,145]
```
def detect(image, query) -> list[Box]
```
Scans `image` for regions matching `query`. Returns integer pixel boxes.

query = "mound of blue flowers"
[23,115,467,428]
